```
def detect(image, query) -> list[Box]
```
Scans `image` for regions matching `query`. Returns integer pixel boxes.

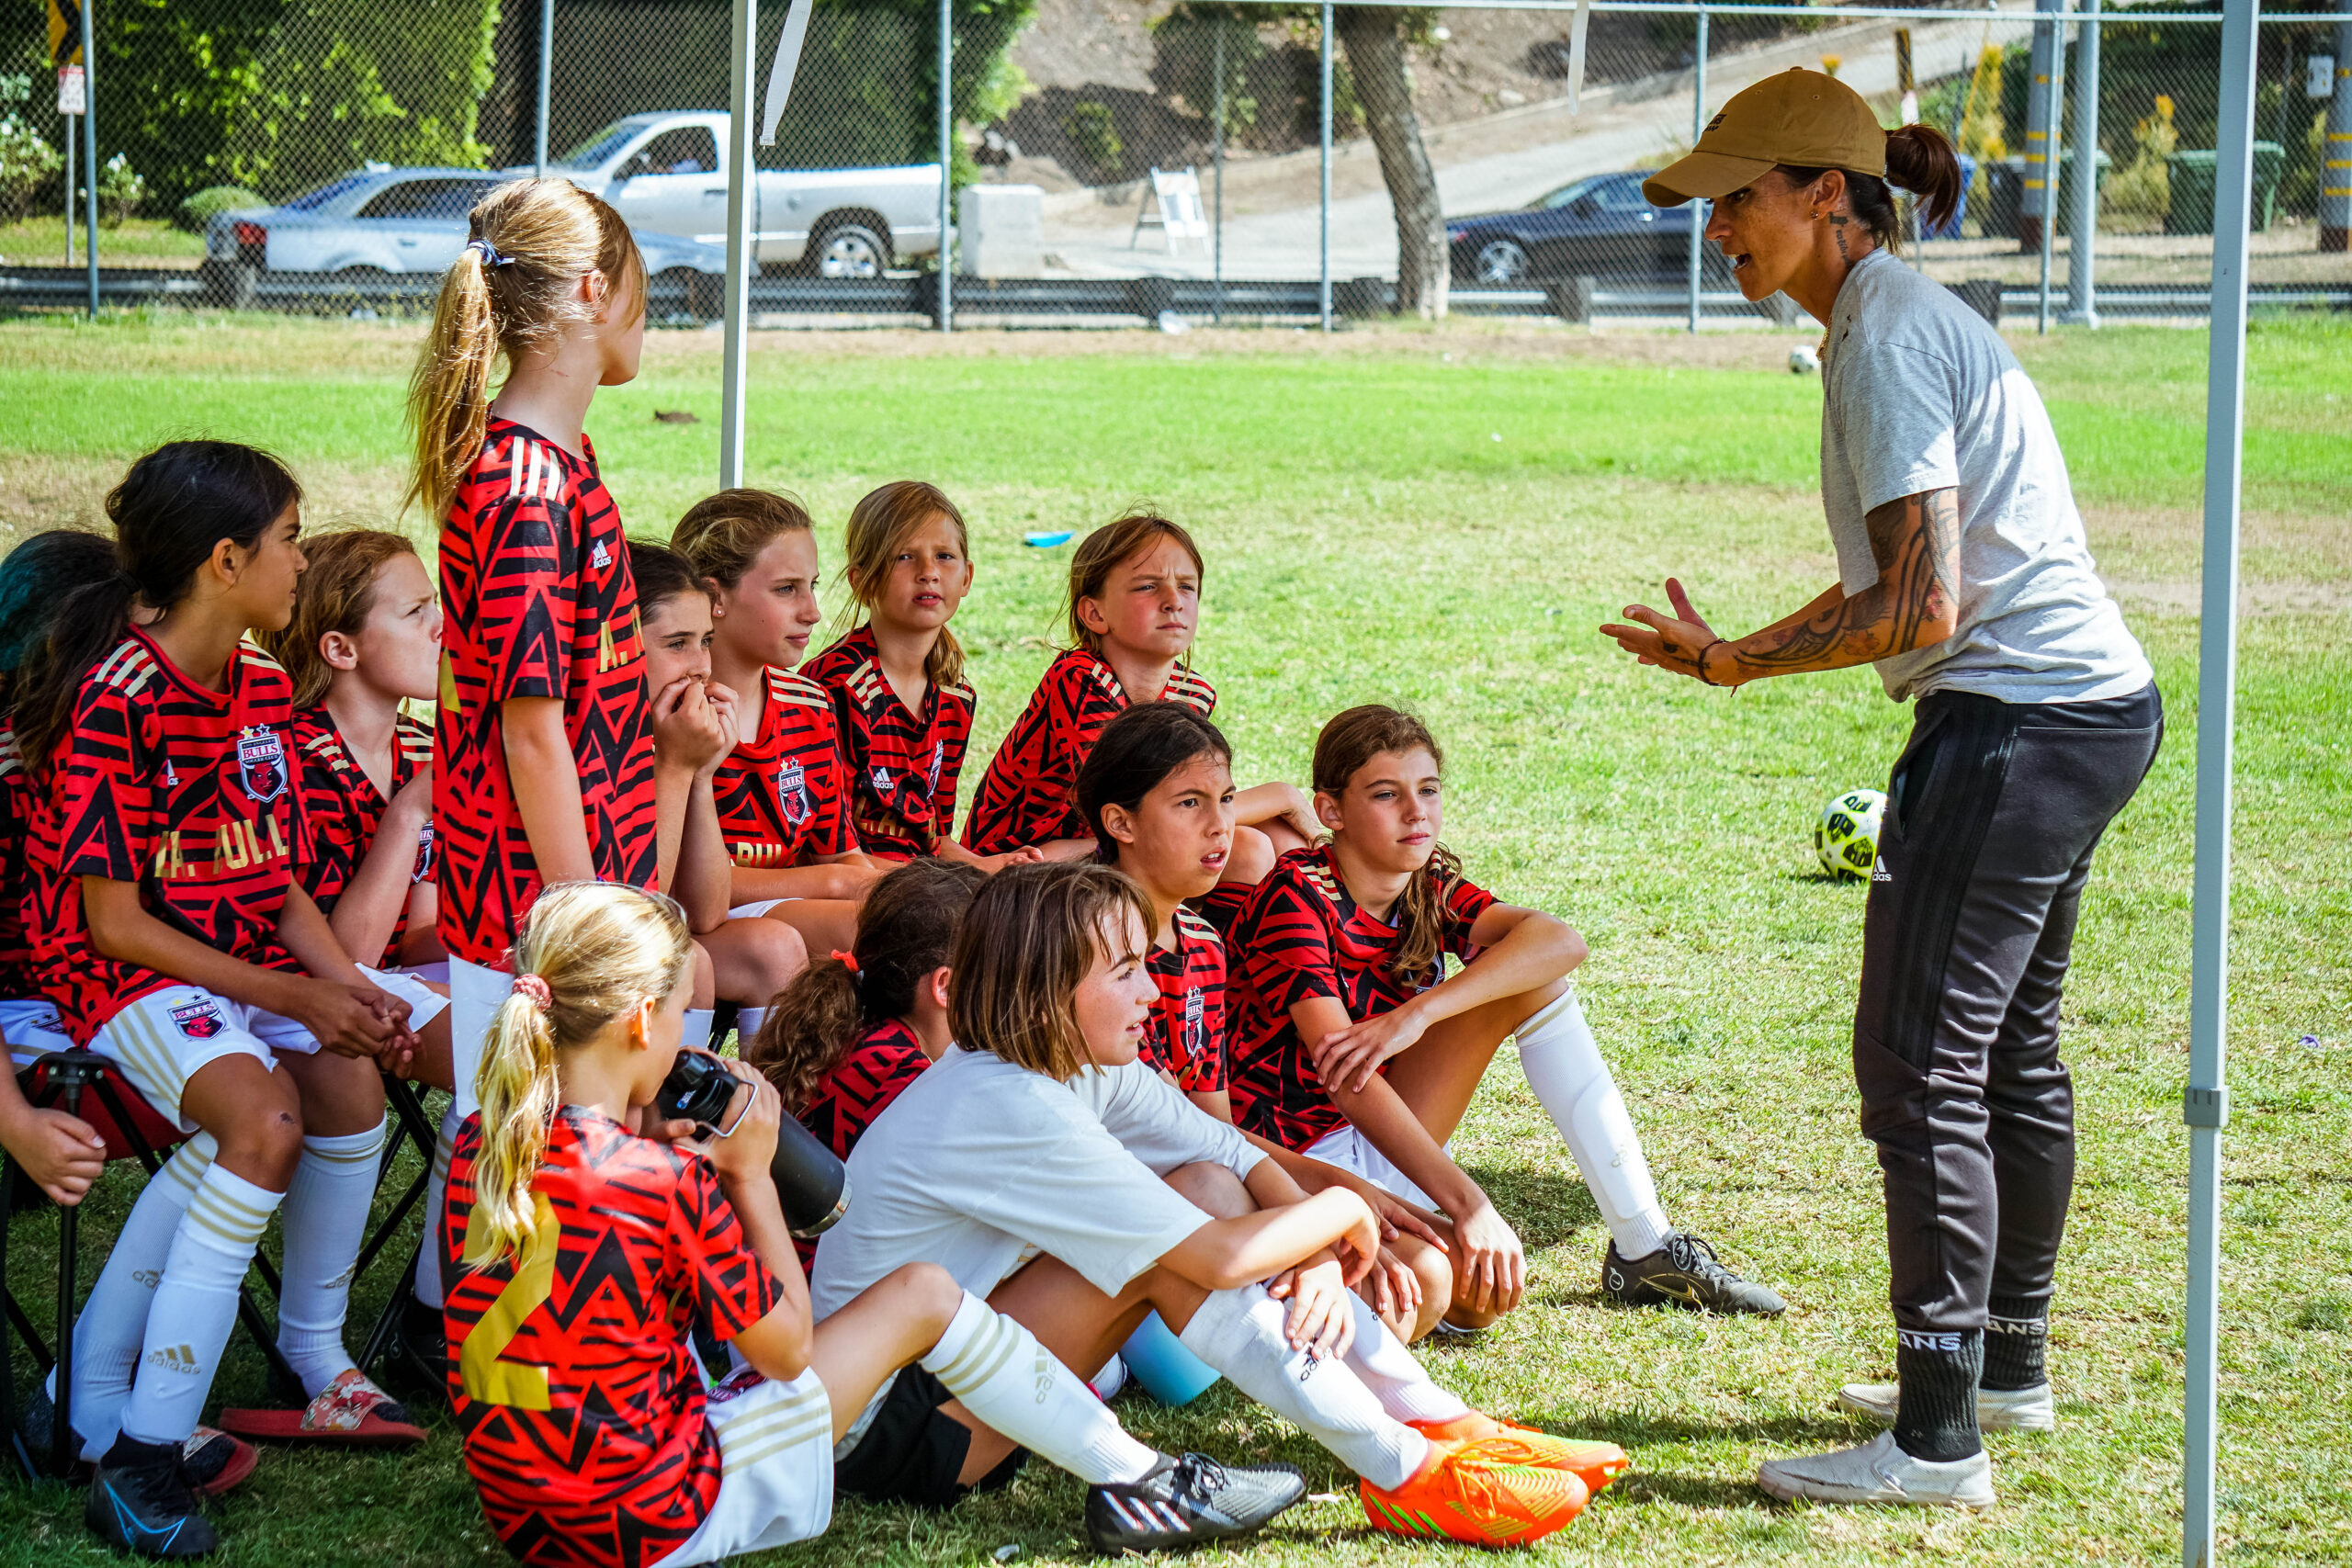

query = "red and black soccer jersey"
[442,1103,780,1568]
[792,1016,931,1272]
[1142,907,1228,1094]
[291,707,434,968]
[27,632,303,1043]
[710,666,853,874]
[962,649,1216,854]
[434,421,660,967]
[802,626,974,859]
[0,721,38,997]
[1225,845,1497,1150]
[1191,880,1254,943]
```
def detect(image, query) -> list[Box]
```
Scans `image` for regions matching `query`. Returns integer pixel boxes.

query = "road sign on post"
[56,63,84,113]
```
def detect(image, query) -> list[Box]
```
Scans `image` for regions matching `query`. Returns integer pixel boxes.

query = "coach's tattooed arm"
[1600,488,1960,685]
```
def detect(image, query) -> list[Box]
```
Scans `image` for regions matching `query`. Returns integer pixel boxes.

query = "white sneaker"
[1757,1431,1996,1507]
[1837,1381,2055,1432]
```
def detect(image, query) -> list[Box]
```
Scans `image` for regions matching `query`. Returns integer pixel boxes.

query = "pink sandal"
[218,1369,425,1447]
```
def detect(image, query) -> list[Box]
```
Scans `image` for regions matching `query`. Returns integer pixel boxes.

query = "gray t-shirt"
[1820,248,2150,704]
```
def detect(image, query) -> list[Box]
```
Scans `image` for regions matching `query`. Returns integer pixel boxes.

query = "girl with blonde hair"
[442,881,1264,1565]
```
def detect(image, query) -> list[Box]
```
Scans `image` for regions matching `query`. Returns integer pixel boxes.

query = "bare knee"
[689,942,716,1010]
[216,1096,304,1190]
[1165,1161,1254,1219]
[744,918,808,1001]
[1226,827,1275,886]
[885,1261,970,1339]
[1408,1249,1453,1342]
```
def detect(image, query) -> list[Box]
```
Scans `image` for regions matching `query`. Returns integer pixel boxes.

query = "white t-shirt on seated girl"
[808,1044,1263,1320]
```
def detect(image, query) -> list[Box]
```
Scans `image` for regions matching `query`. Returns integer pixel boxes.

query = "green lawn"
[0,314,2346,1568]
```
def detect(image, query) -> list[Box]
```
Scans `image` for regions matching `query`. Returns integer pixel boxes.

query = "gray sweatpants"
[1852,682,2163,1334]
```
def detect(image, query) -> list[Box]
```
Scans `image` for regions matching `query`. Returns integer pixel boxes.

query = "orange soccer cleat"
[1361,1441,1589,1548]
[1410,1411,1631,1496]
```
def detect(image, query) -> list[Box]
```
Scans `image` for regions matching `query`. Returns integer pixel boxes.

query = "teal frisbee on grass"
[1023,530,1075,547]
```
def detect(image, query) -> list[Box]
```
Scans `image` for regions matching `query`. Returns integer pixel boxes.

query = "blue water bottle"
[1119,1310,1220,1405]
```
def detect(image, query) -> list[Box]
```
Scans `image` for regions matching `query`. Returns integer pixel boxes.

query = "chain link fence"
[2,0,2346,325]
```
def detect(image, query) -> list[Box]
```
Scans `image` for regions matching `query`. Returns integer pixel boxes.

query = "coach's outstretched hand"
[1600,578,1724,683]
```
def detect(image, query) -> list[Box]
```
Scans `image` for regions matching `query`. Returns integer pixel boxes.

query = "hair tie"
[829,949,861,976]
[466,238,516,269]
[510,973,553,1012]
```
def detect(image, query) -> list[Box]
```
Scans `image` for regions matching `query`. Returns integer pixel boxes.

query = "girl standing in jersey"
[1225,705,1782,1330]
[444,881,1286,1566]
[672,489,878,963]
[1614,70,2159,1507]
[259,530,452,1081]
[961,513,1314,881]
[17,444,421,1556]
[811,863,1612,1549]
[801,481,1036,871]
[407,177,662,1359]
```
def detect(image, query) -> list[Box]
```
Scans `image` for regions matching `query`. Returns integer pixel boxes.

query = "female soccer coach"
[1601,70,2162,1509]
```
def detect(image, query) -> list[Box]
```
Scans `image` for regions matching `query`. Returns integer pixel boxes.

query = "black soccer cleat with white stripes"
[1085,1451,1307,1552]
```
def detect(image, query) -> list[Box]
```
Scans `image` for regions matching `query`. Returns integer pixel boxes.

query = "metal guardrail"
[2,265,2343,324]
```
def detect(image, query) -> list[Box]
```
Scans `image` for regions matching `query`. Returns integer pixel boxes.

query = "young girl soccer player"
[258,530,453,1086]
[811,863,1621,1549]
[962,513,1315,883]
[802,481,1039,872]
[17,444,424,1556]
[1225,705,1784,1325]
[445,881,1297,1566]
[628,541,810,1040]
[1074,702,1453,1344]
[407,177,664,1350]
[672,489,880,963]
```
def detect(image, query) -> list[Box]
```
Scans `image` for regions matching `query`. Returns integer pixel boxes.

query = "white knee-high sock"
[118,1164,282,1448]
[1339,1293,1471,1426]
[56,1134,215,1460]
[1176,1285,1430,1490]
[413,1109,458,1310]
[682,1009,716,1055]
[1515,988,1674,1258]
[276,1120,384,1398]
[917,1292,1159,1485]
[733,1007,768,1047]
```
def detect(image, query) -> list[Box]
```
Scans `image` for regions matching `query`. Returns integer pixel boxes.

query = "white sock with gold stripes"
[918,1291,1160,1485]
[53,1134,216,1460]
[277,1120,386,1398]
[118,1164,282,1447]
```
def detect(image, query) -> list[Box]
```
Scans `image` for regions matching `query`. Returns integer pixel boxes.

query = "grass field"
[0,311,2346,1568]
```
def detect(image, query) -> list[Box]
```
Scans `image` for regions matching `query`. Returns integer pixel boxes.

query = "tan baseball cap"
[1644,68,1887,207]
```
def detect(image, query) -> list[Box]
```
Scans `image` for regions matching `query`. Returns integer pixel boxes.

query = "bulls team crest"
[778,759,810,825]
[237,727,288,804]
[170,998,227,1040]
[1182,987,1205,1055]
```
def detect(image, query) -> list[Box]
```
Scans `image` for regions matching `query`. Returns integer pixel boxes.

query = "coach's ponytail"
[1883,124,1964,240]
[468,882,695,1269]
[15,442,300,769]
[1312,704,1465,986]
[406,179,647,522]
[747,859,984,1108]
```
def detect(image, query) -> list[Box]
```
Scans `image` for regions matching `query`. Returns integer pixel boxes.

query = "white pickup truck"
[536,111,943,277]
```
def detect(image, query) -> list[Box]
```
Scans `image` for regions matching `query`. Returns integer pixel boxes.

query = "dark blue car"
[1445,171,1727,285]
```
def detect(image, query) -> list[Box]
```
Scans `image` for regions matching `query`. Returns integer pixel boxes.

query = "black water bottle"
[656,1051,851,1239]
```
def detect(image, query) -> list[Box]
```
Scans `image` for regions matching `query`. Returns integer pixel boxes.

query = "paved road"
[1035,11,2036,280]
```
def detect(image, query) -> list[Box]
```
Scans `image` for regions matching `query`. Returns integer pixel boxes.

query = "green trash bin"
[2165,142,2283,235]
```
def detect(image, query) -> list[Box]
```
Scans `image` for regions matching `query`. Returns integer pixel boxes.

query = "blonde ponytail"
[465,880,695,1269]
[405,179,649,521]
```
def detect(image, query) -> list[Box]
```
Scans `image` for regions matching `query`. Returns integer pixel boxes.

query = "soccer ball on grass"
[1815,788,1885,880]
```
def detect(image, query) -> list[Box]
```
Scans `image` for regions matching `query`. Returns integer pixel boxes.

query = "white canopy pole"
[719,0,757,490]
[2183,3,2258,1564]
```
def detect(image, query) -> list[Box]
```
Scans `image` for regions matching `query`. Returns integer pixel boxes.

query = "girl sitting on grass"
[444,880,1270,1566]
[672,489,881,963]
[810,861,1617,1549]
[801,481,1040,871]
[961,513,1315,883]
[1224,704,1784,1328]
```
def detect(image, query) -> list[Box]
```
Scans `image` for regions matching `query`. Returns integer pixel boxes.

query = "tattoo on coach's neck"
[1830,212,1850,262]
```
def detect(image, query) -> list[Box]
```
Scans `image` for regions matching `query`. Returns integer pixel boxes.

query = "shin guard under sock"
[1339,1293,1470,1426]
[1512,989,1674,1259]
[1894,1327,1984,1462]
[919,1292,1159,1485]
[118,1165,282,1448]
[1176,1285,1429,1490]
[277,1120,386,1398]
[1983,1295,2051,1392]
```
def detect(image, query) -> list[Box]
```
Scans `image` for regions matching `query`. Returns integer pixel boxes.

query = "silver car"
[201,167,726,281]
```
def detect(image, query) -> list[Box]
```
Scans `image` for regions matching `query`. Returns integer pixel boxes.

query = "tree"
[1332,6,1444,318]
